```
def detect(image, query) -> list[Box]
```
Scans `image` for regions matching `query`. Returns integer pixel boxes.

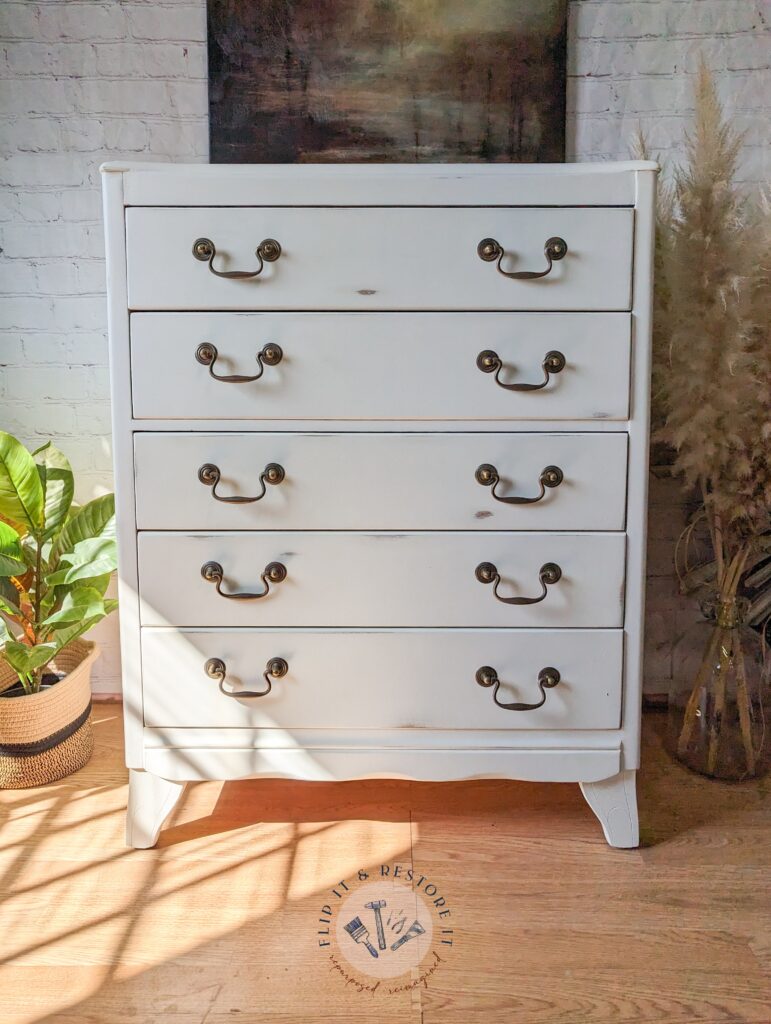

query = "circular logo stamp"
[317,863,454,994]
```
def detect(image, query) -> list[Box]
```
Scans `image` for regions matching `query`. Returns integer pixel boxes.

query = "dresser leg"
[579,770,639,848]
[126,769,186,849]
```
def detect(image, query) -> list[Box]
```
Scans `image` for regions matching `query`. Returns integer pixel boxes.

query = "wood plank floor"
[0,707,769,1024]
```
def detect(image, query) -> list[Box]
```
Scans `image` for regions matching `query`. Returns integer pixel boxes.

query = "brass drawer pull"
[200,559,287,600]
[477,236,567,280]
[475,665,561,711]
[198,462,285,504]
[192,236,282,279]
[205,656,288,699]
[475,561,561,605]
[195,342,283,383]
[475,463,563,504]
[476,349,565,392]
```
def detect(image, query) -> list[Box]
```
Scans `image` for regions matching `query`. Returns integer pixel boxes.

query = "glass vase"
[668,596,770,780]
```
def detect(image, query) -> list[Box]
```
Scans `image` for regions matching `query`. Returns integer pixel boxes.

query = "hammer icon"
[366,900,387,950]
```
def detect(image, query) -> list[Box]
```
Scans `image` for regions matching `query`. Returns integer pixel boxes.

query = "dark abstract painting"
[208,0,567,163]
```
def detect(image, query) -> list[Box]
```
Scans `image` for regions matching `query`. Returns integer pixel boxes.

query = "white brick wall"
[0,1,768,693]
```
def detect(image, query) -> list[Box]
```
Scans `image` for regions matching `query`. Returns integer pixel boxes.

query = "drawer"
[131,313,631,422]
[134,432,628,531]
[126,207,633,311]
[137,531,625,628]
[140,628,623,730]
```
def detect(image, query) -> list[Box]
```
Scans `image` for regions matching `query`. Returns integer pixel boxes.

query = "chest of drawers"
[102,162,657,849]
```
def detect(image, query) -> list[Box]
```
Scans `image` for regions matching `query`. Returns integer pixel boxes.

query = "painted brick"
[74,401,112,435]
[0,152,86,188]
[572,2,670,41]
[20,333,70,363]
[665,1,767,37]
[127,5,207,43]
[2,221,94,258]
[59,119,106,153]
[102,118,148,152]
[34,260,80,294]
[0,3,40,41]
[73,79,172,116]
[0,79,76,115]
[37,4,128,43]
[94,42,196,79]
[2,401,79,437]
[12,190,62,222]
[5,40,99,77]
[62,187,103,221]
[147,119,205,156]
[0,190,19,220]
[3,364,94,400]
[75,259,107,293]
[166,80,208,117]
[1,296,56,331]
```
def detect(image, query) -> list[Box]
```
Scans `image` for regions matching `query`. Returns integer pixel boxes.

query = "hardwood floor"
[0,707,769,1024]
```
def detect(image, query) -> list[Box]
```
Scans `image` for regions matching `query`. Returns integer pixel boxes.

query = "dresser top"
[101,161,658,208]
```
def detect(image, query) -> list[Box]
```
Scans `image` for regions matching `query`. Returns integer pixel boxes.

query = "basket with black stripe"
[0,639,99,788]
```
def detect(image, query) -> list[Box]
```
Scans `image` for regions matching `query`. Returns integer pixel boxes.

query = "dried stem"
[678,624,722,757]
[677,543,752,760]
[734,630,756,777]
[707,631,730,775]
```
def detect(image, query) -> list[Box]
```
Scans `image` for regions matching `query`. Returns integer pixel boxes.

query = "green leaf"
[0,578,24,620]
[2,640,56,677]
[74,573,111,597]
[46,536,118,587]
[20,534,41,569]
[52,493,115,565]
[47,608,115,654]
[0,617,12,645]
[41,587,106,628]
[40,572,112,620]
[0,521,25,577]
[0,432,44,534]
[34,442,74,542]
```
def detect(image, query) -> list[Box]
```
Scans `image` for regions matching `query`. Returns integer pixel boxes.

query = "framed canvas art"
[207,0,567,163]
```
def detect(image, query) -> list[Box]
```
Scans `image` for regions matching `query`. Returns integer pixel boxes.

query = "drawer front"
[140,628,623,731]
[135,432,628,531]
[126,207,633,311]
[131,313,631,422]
[137,531,625,628]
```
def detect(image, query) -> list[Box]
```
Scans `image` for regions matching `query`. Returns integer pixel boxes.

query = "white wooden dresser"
[102,162,657,849]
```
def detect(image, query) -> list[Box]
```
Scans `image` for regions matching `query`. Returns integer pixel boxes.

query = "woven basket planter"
[0,639,99,789]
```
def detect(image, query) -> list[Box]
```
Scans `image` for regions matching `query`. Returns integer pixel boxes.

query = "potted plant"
[640,65,771,779]
[0,431,118,788]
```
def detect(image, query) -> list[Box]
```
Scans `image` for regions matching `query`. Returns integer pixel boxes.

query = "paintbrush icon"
[391,919,425,951]
[343,916,379,958]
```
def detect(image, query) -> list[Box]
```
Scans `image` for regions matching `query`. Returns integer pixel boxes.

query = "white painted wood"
[102,171,145,769]
[109,160,652,207]
[130,312,631,422]
[102,163,657,849]
[619,170,657,770]
[140,628,623,730]
[126,207,633,311]
[579,769,639,848]
[134,432,628,531]
[143,745,622,785]
[142,725,624,751]
[133,419,627,434]
[126,768,186,849]
[137,531,626,628]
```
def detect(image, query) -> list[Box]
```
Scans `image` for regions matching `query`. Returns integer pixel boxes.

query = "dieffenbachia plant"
[0,431,118,694]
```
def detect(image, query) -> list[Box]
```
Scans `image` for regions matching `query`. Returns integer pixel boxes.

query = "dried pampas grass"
[641,62,771,610]
[638,62,771,778]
